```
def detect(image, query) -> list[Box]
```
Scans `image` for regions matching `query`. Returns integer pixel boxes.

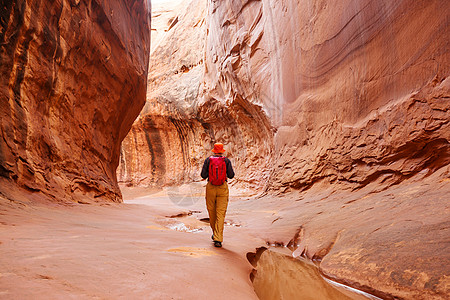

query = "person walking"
[201,143,235,247]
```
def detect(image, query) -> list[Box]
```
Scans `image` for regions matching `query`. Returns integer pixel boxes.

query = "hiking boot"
[214,241,222,247]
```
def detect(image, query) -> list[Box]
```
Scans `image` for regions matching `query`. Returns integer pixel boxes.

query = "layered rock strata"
[0,0,151,202]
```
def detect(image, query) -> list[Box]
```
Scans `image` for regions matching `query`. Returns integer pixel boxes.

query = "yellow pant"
[205,181,229,242]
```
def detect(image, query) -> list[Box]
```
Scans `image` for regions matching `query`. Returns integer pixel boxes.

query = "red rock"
[0,0,151,202]
[118,0,274,190]
[1,0,448,298]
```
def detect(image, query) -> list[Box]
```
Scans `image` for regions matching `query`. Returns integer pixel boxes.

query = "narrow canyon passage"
[0,0,448,299]
[115,0,449,298]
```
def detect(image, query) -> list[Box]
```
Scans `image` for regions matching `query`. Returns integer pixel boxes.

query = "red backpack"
[209,156,226,185]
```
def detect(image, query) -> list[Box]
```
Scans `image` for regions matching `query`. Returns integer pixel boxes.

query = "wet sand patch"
[145,225,169,230]
[167,247,218,257]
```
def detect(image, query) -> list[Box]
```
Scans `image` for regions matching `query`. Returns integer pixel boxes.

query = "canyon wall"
[0,0,151,202]
[204,0,449,193]
[119,0,274,189]
[119,0,448,193]
[118,0,209,187]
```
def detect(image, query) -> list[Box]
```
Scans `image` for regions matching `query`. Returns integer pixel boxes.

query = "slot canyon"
[0,0,449,299]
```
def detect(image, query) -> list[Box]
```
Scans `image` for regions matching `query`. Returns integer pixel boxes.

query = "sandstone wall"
[120,0,448,192]
[0,0,151,202]
[118,0,207,187]
[204,0,449,192]
[119,0,274,189]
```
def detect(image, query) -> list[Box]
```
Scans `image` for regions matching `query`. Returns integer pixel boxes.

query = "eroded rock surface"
[0,0,151,202]
[203,0,449,193]
[119,0,449,298]
[118,0,274,189]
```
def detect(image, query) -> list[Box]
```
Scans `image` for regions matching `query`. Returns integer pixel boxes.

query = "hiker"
[201,143,235,247]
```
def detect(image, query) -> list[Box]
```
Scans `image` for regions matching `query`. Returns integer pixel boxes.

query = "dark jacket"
[201,155,235,181]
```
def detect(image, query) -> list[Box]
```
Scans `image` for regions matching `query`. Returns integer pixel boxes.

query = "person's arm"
[225,158,235,179]
[201,157,210,179]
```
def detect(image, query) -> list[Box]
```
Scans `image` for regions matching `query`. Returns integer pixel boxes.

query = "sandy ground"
[0,185,262,299]
[0,182,388,299]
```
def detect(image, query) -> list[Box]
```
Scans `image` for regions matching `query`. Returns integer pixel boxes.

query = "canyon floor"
[0,186,260,299]
[1,166,449,299]
[0,182,384,300]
